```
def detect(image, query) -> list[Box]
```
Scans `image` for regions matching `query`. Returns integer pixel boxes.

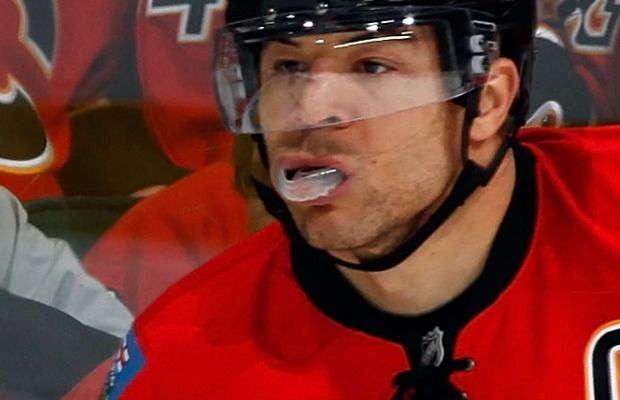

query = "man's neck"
[337,150,517,316]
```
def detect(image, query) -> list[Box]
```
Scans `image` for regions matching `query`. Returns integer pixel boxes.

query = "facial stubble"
[287,105,462,263]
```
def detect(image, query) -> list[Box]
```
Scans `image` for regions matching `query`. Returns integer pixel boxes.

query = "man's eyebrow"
[273,37,299,47]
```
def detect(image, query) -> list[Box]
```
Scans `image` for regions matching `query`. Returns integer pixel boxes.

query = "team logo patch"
[101,329,145,400]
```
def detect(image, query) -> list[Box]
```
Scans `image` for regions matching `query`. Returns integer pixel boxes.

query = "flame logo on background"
[0,0,56,174]
[560,0,620,52]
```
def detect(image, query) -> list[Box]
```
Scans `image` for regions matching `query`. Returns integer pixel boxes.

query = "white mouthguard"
[277,167,345,202]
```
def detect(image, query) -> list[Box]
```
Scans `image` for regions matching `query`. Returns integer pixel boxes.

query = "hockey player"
[104,0,620,399]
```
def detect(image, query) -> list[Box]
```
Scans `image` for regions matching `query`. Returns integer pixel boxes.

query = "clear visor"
[214,6,498,134]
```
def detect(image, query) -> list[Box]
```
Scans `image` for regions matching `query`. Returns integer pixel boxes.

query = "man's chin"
[300,228,372,261]
[299,227,353,253]
[300,220,416,263]
[292,210,381,255]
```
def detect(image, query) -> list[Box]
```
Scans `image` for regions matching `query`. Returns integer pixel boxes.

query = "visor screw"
[266,8,277,21]
[469,35,485,53]
[317,2,329,15]
[471,55,489,75]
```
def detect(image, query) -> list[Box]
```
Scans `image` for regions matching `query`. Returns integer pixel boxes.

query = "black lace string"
[391,358,472,400]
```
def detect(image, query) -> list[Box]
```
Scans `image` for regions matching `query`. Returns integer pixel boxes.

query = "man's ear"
[469,58,520,143]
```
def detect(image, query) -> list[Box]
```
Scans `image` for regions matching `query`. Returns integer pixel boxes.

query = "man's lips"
[278,156,351,179]
[277,156,350,175]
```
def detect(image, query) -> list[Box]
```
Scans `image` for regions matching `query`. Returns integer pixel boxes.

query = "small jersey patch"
[101,328,145,400]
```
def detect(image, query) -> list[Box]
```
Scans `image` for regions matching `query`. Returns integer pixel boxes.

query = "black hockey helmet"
[215,0,536,134]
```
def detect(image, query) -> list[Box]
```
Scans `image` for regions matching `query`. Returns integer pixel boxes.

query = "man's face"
[259,27,464,261]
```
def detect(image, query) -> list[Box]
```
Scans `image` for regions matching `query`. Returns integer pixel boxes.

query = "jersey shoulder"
[518,125,620,286]
[518,125,620,169]
[519,124,620,143]
[519,125,620,200]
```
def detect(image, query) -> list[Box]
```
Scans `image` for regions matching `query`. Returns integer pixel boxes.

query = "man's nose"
[294,72,353,130]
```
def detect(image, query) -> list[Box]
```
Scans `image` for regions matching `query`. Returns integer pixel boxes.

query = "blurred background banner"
[0,0,618,397]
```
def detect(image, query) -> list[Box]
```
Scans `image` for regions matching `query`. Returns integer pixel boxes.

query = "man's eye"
[274,60,308,74]
[358,60,391,74]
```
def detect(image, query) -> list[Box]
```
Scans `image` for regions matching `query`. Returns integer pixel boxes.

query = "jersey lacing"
[391,358,473,400]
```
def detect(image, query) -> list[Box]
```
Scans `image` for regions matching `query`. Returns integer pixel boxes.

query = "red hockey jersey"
[104,125,620,399]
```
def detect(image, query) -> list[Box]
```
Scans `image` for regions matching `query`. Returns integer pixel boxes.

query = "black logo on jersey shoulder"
[146,0,225,42]
[560,0,620,52]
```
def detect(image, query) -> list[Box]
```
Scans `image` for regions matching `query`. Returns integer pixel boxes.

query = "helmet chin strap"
[253,90,516,272]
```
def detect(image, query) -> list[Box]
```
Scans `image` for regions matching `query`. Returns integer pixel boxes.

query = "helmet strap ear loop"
[251,89,515,272]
